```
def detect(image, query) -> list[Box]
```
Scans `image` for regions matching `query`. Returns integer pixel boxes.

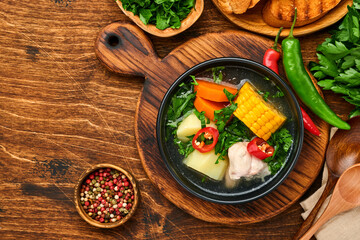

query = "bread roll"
[218,0,251,14]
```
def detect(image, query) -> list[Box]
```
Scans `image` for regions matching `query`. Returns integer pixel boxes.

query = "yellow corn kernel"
[233,82,287,140]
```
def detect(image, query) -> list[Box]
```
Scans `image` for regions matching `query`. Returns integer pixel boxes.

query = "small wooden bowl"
[74,164,139,228]
[116,0,204,37]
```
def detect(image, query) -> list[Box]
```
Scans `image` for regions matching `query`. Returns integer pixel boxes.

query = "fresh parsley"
[214,118,251,163]
[265,128,293,174]
[257,90,270,102]
[310,2,360,118]
[211,66,225,83]
[120,0,195,30]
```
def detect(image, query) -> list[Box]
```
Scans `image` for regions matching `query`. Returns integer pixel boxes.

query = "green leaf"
[139,9,152,25]
[317,80,335,90]
[349,108,360,118]
[317,53,339,78]
[317,41,351,61]
[265,128,293,174]
[194,110,206,129]
[334,68,360,87]
[212,66,225,83]
[213,103,238,132]
[341,55,356,69]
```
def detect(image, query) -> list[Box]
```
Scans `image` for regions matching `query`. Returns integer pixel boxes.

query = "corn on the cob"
[233,82,286,140]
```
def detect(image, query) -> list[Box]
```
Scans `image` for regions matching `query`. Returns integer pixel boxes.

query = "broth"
[164,65,296,196]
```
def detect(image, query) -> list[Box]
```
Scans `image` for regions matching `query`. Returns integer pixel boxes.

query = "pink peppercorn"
[86,179,91,184]
[99,218,104,223]
[124,181,129,187]
[89,174,94,179]
[85,201,90,206]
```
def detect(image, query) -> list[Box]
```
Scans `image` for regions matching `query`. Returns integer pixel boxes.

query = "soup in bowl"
[156,58,304,204]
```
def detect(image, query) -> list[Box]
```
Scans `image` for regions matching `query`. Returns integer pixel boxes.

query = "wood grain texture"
[95,22,329,224]
[212,0,352,37]
[0,0,353,239]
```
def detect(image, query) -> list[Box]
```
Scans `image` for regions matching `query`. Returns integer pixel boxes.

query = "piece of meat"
[227,142,252,179]
[227,142,269,180]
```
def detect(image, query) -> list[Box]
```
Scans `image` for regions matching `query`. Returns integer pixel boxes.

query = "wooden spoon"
[116,0,204,37]
[299,162,360,240]
[294,116,360,239]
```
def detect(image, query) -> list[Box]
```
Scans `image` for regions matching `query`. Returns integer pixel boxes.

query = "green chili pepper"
[281,9,350,130]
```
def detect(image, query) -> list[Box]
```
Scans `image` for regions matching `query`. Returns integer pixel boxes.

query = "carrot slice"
[194,80,238,102]
[194,96,228,121]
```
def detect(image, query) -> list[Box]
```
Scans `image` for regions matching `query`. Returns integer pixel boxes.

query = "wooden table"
[0,0,353,239]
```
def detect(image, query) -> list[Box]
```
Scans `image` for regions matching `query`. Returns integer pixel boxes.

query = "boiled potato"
[177,113,216,142]
[184,149,228,181]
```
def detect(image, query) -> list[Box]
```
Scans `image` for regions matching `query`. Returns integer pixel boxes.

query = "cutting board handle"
[95,22,161,77]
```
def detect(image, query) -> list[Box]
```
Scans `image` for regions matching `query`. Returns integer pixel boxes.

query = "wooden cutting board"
[94,22,329,224]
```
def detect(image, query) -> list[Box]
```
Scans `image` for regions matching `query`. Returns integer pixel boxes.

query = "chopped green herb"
[174,138,194,158]
[213,103,237,132]
[166,82,196,129]
[211,66,225,83]
[265,128,293,174]
[190,75,199,85]
[120,0,195,30]
[214,118,251,162]
[258,90,270,102]
[272,87,284,98]
[194,110,206,129]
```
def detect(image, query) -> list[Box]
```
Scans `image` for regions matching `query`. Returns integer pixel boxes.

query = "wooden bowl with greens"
[116,0,204,37]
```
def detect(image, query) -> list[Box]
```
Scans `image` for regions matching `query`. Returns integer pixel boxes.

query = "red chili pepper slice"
[192,127,219,153]
[247,137,274,160]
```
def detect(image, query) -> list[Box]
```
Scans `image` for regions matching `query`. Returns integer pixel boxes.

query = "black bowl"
[156,57,304,204]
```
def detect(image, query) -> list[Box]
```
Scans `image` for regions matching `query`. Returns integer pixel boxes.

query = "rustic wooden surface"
[0,0,354,239]
[94,22,329,224]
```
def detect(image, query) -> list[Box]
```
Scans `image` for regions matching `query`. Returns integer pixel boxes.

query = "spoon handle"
[293,174,338,240]
[299,187,356,240]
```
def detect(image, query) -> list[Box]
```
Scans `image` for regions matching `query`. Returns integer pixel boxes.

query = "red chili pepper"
[247,137,274,160]
[263,27,321,137]
[192,127,219,153]
[263,27,283,75]
[301,107,321,136]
